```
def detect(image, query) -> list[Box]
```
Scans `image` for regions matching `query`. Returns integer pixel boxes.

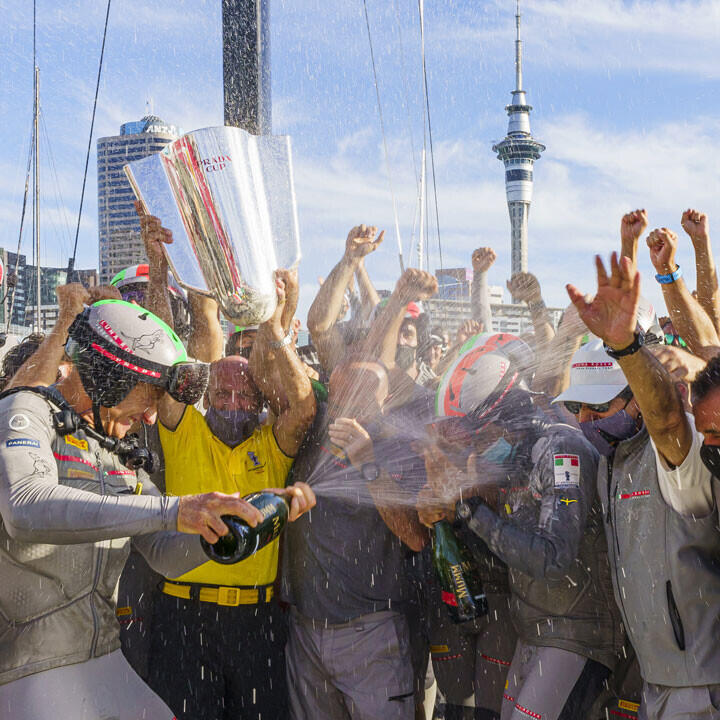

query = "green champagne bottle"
[201,491,289,564]
[432,520,488,623]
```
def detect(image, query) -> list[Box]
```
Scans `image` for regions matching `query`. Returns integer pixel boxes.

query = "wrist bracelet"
[655,265,682,284]
[269,330,293,349]
[604,331,644,359]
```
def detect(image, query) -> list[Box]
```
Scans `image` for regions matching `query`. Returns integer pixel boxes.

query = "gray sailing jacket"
[600,428,720,686]
[460,424,624,669]
[0,390,207,685]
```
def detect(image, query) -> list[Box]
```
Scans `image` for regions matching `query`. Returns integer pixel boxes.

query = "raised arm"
[361,268,437,368]
[355,258,381,322]
[6,283,120,390]
[681,209,720,334]
[620,208,648,273]
[646,227,720,356]
[251,270,316,457]
[507,271,555,350]
[567,252,691,466]
[307,225,383,373]
[470,247,496,332]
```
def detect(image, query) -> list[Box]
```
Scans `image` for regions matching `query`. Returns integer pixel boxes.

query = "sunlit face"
[102,382,164,438]
[226,330,257,357]
[692,386,720,446]
[205,358,262,413]
[398,320,418,347]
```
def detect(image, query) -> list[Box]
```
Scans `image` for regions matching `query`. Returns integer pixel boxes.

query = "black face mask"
[700,443,720,477]
[395,345,416,371]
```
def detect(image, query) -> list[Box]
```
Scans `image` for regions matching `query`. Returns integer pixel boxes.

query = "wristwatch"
[360,462,381,482]
[269,330,294,349]
[456,500,472,522]
[604,331,644,359]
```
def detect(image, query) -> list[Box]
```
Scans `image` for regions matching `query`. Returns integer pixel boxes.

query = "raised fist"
[506,272,542,304]
[344,225,384,260]
[681,209,709,244]
[621,209,648,245]
[456,319,482,345]
[471,247,497,274]
[646,228,678,275]
[395,268,438,303]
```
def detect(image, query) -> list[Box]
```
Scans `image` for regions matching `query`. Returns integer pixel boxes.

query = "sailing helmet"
[435,332,534,430]
[65,300,208,416]
[110,264,191,342]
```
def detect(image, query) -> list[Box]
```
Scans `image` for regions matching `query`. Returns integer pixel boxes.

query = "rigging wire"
[361,0,405,273]
[418,0,444,275]
[68,0,112,281]
[5,124,35,332]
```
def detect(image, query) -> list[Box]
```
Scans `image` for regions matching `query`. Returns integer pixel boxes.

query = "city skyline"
[3,0,720,323]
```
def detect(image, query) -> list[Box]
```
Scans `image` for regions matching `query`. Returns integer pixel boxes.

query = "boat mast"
[33,64,41,333]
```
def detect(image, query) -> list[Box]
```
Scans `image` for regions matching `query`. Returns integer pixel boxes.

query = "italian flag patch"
[553,454,580,488]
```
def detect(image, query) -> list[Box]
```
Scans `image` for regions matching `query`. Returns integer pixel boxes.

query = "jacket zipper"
[606,457,629,625]
[88,459,106,657]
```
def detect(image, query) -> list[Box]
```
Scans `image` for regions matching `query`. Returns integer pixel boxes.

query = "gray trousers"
[500,640,587,720]
[429,592,515,715]
[639,682,720,720]
[286,607,414,720]
[0,649,174,720]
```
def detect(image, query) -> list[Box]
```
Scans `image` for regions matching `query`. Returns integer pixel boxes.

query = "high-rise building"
[492,4,545,289]
[97,115,178,284]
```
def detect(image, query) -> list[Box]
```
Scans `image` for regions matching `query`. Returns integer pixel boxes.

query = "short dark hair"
[0,334,45,391]
[691,354,720,406]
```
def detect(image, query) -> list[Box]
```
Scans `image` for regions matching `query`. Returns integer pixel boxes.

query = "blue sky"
[3,0,720,323]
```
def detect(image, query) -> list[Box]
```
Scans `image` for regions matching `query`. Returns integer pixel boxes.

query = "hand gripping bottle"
[201,492,289,564]
[432,520,488,623]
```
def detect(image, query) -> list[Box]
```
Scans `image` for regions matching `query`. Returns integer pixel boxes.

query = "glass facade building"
[97,115,178,283]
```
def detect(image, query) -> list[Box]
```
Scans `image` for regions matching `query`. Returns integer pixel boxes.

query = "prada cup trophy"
[124,126,301,326]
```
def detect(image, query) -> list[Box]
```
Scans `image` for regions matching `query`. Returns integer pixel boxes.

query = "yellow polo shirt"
[159,406,293,586]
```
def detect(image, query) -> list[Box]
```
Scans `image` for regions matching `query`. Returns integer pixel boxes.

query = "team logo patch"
[559,497,577,506]
[9,414,29,431]
[619,489,650,500]
[65,435,89,452]
[553,454,580,488]
[246,451,265,470]
[6,438,40,448]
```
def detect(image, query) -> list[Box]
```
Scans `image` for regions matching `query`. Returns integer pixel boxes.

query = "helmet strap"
[92,402,105,437]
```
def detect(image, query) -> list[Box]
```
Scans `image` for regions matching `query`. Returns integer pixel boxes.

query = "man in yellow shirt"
[146,269,316,720]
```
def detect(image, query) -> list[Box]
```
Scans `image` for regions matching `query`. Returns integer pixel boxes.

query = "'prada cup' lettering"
[201,155,232,173]
[450,563,470,600]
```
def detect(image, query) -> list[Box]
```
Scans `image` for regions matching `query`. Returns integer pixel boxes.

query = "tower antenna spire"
[515,0,522,91]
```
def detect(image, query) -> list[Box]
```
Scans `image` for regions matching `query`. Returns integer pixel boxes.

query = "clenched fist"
[506,272,542,304]
[681,209,709,245]
[395,268,438,303]
[471,247,497,274]
[646,228,678,275]
[621,209,648,245]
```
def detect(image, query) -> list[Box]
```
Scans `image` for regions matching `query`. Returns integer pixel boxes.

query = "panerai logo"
[201,155,232,172]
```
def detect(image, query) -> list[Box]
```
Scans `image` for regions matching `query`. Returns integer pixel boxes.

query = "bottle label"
[441,590,458,607]
[450,563,471,601]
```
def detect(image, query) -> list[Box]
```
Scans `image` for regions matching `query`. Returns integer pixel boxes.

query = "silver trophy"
[124,126,300,326]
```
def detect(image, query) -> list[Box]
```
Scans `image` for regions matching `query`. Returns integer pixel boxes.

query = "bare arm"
[567,252,691,466]
[136,201,173,327]
[681,209,720,334]
[507,271,555,351]
[619,208,648,274]
[7,284,121,390]
[360,268,438,368]
[646,227,720,355]
[470,247,496,331]
[251,271,316,458]
[355,258,381,322]
[307,225,383,373]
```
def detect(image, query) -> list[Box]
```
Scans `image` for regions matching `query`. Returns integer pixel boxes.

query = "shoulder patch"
[553,454,580,488]
[9,414,30,431]
[65,435,89,452]
[6,438,40,448]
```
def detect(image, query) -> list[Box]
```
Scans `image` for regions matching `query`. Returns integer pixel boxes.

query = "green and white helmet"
[65,300,208,414]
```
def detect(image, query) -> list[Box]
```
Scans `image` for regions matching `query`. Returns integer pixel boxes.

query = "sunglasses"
[664,333,687,349]
[120,288,146,305]
[563,387,632,416]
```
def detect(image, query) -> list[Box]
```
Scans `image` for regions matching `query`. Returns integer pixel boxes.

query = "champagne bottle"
[432,520,488,623]
[201,491,289,564]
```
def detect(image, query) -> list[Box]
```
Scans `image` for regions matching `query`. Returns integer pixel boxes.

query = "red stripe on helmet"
[91,343,161,379]
[98,319,132,352]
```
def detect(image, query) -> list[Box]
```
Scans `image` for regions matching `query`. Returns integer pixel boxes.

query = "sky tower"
[492,3,545,286]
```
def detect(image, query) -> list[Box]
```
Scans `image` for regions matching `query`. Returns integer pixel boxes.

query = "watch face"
[362,463,379,481]
[457,502,471,520]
